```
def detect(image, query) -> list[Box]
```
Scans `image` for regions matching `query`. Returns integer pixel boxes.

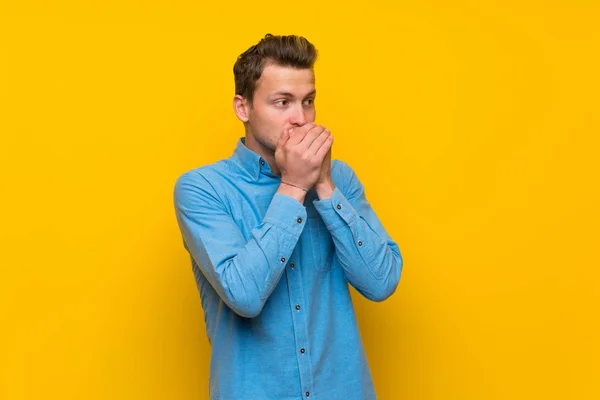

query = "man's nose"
[289,105,308,126]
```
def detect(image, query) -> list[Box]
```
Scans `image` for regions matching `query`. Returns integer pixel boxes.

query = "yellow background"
[1,1,599,399]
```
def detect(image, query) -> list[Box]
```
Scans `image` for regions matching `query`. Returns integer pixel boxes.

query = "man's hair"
[233,33,318,106]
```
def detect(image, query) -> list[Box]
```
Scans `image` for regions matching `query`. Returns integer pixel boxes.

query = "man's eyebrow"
[271,89,317,98]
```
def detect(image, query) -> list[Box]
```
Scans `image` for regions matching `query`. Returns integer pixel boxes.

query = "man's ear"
[233,95,251,122]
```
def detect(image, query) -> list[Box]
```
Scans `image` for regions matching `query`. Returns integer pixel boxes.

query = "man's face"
[246,63,316,152]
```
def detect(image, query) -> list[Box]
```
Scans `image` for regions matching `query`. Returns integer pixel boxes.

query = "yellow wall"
[1,1,599,399]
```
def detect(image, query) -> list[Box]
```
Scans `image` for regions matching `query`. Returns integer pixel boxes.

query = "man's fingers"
[288,122,317,145]
[287,127,305,145]
[278,128,291,148]
[298,125,326,150]
[315,135,334,160]
[308,129,331,155]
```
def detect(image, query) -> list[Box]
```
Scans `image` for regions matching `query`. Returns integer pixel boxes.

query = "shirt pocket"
[307,215,336,272]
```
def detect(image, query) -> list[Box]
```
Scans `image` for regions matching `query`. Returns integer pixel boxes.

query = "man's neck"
[244,133,281,176]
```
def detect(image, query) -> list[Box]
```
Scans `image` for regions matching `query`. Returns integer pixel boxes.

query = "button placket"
[284,256,314,399]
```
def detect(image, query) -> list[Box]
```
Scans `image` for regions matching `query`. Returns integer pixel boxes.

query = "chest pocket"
[306,210,336,272]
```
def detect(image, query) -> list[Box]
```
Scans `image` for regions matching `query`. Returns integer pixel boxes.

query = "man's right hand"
[275,122,333,196]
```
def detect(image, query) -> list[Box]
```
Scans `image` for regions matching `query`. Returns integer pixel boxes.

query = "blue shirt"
[173,137,403,400]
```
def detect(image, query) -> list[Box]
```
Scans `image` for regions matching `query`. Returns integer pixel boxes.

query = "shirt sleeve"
[173,171,307,318]
[312,161,403,302]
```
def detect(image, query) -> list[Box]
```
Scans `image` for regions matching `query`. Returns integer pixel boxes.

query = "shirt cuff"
[263,193,308,236]
[312,187,358,231]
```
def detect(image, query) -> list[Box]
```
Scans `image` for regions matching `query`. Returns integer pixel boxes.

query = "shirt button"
[297,217,302,223]
[300,348,305,354]
[260,160,265,166]
[290,262,295,269]
[281,257,286,262]
[358,241,363,246]
[337,204,342,210]
[306,392,310,397]
[295,304,300,310]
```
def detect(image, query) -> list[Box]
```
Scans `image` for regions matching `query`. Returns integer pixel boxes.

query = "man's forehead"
[258,65,315,95]
[268,88,317,98]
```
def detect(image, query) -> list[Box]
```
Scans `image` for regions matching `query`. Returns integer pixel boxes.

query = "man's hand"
[314,142,335,199]
[275,122,333,202]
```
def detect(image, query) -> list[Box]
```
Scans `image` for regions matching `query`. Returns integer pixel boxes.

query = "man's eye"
[304,99,314,106]
[275,100,288,106]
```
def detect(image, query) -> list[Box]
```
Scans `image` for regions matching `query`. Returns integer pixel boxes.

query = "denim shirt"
[173,137,403,400]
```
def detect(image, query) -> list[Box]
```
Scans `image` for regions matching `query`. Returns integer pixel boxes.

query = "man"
[174,33,403,400]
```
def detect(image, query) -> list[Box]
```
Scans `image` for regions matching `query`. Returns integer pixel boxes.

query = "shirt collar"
[232,137,273,181]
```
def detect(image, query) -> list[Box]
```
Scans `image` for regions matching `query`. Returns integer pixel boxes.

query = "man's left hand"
[314,137,335,200]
